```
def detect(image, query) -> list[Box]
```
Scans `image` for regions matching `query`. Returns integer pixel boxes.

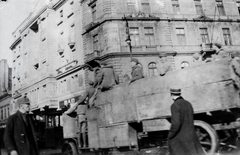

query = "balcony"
[68,35,75,49]
[85,50,102,61]
[56,60,78,74]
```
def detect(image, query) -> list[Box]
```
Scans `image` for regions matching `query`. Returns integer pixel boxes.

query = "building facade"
[0,59,12,148]
[81,0,240,82]
[10,0,85,115]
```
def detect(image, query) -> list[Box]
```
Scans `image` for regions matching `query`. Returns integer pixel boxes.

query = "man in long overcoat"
[168,88,205,155]
[4,97,39,155]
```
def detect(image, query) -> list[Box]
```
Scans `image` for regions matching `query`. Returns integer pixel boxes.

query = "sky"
[0,0,39,67]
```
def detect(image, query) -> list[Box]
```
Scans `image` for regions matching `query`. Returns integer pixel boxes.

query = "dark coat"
[100,65,119,91]
[168,97,205,155]
[131,65,144,83]
[4,111,39,155]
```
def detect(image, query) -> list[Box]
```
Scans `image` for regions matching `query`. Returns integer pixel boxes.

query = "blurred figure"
[4,97,39,155]
[157,52,172,76]
[212,42,230,61]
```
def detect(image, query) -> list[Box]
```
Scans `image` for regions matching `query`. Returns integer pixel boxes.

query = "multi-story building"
[10,0,85,112]
[81,0,240,82]
[0,59,12,148]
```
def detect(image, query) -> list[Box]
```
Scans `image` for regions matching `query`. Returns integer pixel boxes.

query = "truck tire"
[194,120,219,155]
[62,141,78,155]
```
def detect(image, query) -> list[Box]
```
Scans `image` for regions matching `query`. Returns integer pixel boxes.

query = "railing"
[85,50,102,61]
[56,60,78,74]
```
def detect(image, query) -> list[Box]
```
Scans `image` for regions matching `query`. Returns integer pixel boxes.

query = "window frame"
[222,28,232,45]
[148,62,158,76]
[176,28,186,45]
[129,27,140,46]
[144,27,155,46]
[200,28,210,44]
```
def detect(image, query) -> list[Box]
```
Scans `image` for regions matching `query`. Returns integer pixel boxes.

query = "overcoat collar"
[174,96,183,101]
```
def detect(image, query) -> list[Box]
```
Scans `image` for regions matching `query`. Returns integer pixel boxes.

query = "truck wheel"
[62,142,78,155]
[194,120,219,155]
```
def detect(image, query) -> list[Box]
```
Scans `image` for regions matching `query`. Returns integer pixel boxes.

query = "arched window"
[148,62,158,76]
[181,61,190,69]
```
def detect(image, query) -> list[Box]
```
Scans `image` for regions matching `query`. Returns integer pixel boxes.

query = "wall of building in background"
[82,0,240,82]
[10,0,85,113]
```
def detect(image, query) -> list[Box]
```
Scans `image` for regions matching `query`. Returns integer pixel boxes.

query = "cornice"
[9,37,21,50]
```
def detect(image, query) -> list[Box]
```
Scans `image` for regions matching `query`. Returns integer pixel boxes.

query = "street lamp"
[123,15,132,60]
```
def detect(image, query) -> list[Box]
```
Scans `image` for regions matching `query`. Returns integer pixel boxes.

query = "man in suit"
[4,97,39,155]
[168,88,205,155]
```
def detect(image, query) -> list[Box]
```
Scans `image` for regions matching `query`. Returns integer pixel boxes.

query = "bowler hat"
[170,88,181,95]
[131,58,139,63]
[17,97,30,106]
[159,52,167,57]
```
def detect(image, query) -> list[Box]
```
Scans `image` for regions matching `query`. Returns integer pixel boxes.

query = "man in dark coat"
[168,88,205,155]
[4,97,39,155]
[130,58,144,83]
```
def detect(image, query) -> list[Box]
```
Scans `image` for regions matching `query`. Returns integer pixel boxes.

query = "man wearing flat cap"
[130,58,144,83]
[157,52,172,76]
[168,88,204,155]
[4,97,39,155]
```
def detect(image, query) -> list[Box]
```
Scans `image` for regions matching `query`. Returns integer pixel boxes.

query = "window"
[130,27,140,46]
[60,10,63,17]
[127,0,136,13]
[181,61,190,69]
[194,0,203,15]
[216,1,225,16]
[144,27,155,45]
[172,0,180,14]
[176,28,186,45]
[200,28,210,44]
[222,28,231,45]
[93,34,98,50]
[91,4,96,20]
[237,1,240,15]
[141,0,150,14]
[148,62,157,76]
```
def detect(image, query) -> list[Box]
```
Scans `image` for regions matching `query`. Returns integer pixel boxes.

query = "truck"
[61,59,240,155]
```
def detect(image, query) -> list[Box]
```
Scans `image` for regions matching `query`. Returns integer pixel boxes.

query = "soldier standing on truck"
[168,88,205,155]
[64,80,96,148]
[157,52,172,76]
[130,58,144,83]
[212,42,230,61]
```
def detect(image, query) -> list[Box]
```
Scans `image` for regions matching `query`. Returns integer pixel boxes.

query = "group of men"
[4,43,239,155]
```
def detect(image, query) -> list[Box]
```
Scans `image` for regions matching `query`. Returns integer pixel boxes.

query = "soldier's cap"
[131,58,139,63]
[158,52,167,57]
[170,88,181,95]
[17,97,30,106]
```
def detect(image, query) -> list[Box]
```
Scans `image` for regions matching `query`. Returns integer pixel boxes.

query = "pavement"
[1,149,62,155]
